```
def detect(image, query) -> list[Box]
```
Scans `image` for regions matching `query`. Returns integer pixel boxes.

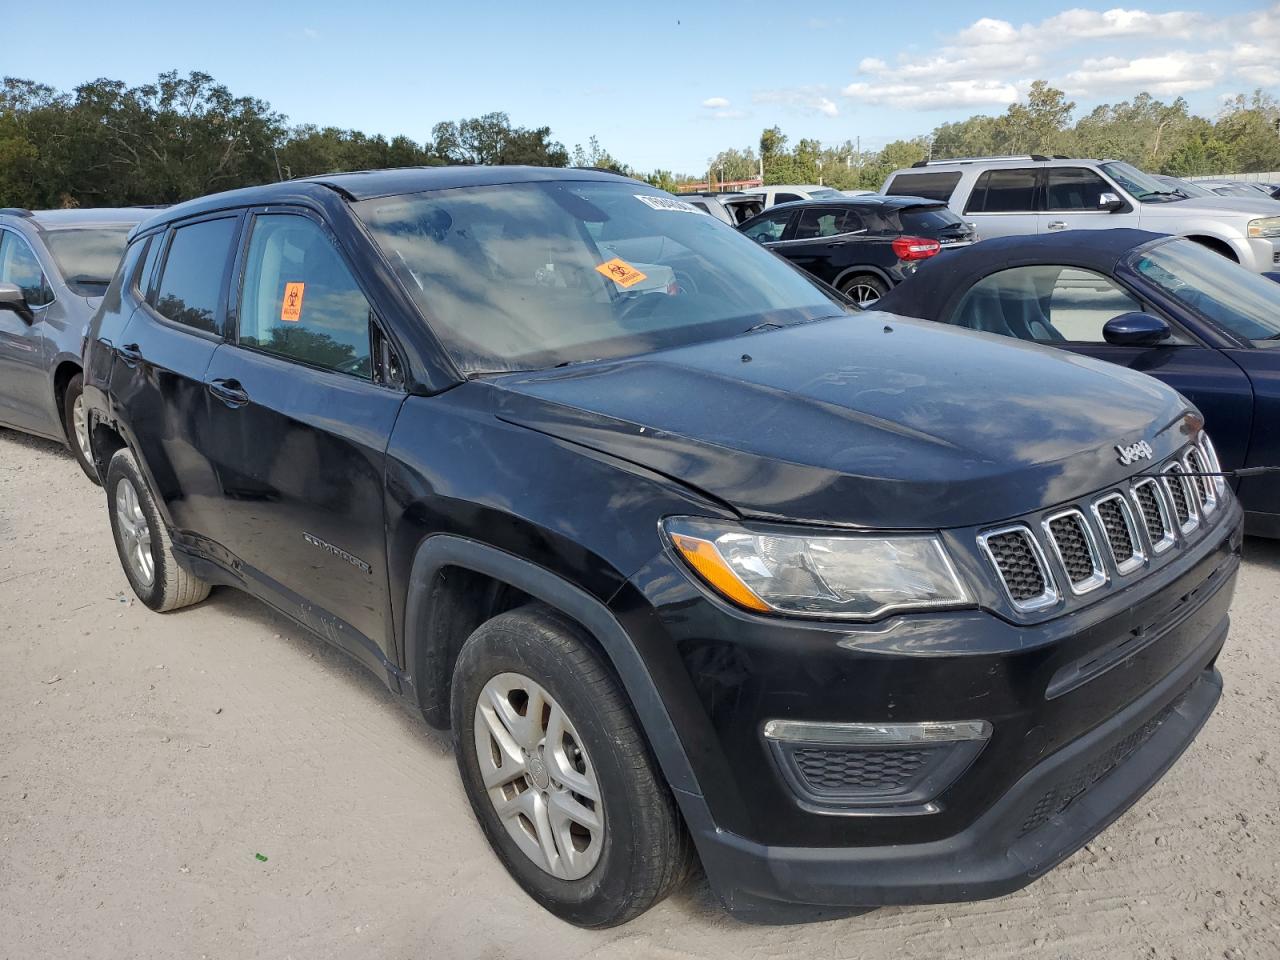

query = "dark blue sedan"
[873,228,1280,536]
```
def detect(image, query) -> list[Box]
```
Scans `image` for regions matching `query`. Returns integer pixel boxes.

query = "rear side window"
[775,193,804,204]
[965,169,1039,213]
[154,217,238,335]
[133,235,161,296]
[885,172,961,202]
[1045,168,1113,211]
[793,208,864,239]
[238,214,373,378]
[897,206,964,234]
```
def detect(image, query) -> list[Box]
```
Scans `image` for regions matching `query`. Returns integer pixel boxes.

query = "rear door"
[961,167,1041,240]
[199,208,405,668]
[0,229,56,434]
[1038,166,1141,235]
[774,206,871,286]
[112,213,242,535]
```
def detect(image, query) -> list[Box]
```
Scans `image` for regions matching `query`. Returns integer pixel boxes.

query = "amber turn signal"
[670,532,771,613]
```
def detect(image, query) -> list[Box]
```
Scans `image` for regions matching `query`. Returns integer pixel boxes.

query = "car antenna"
[1135,466,1280,478]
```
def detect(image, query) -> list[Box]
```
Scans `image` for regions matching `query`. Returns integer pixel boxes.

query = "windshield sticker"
[281,282,305,322]
[635,194,704,214]
[595,257,648,288]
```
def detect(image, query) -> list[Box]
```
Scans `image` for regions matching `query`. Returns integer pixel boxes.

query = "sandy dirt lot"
[1,425,1277,960]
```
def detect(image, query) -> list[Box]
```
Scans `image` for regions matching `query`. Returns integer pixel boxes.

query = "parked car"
[872,227,1280,535]
[83,168,1240,927]
[681,191,764,225]
[737,195,976,303]
[1195,179,1280,203]
[882,156,1280,273]
[0,206,148,479]
[1153,175,1215,199]
[743,183,846,208]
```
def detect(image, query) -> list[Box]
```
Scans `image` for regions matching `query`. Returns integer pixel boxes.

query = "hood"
[491,316,1194,529]
[1141,195,1280,219]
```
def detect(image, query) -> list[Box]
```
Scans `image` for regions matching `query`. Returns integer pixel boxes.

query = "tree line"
[707,81,1280,192]
[2,71,1278,209]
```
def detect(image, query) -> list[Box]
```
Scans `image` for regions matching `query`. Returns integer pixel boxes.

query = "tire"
[105,447,210,612]
[840,273,889,306]
[451,604,689,927]
[61,372,99,484]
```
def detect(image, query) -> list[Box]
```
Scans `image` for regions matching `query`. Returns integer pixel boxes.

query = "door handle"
[117,343,144,366]
[208,378,249,408]
[1047,221,1068,231]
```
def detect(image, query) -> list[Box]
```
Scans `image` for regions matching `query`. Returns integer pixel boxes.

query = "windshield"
[44,227,132,290]
[1100,161,1184,202]
[898,206,965,234]
[353,181,844,373]
[1157,177,1213,199]
[1132,238,1280,343]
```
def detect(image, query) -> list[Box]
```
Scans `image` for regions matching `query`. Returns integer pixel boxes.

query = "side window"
[238,214,373,378]
[794,208,862,239]
[742,211,792,242]
[965,169,1038,213]
[885,172,961,202]
[1045,168,1113,211]
[774,192,804,204]
[950,265,1145,343]
[133,234,162,297]
[0,231,53,306]
[153,218,238,335]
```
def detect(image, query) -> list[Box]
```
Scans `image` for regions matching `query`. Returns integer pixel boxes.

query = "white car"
[742,184,847,208]
[883,156,1280,273]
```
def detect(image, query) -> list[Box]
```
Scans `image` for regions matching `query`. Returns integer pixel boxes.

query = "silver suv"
[883,156,1280,273]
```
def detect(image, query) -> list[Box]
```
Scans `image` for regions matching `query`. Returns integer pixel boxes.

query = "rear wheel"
[61,373,98,484]
[840,273,888,306]
[105,447,210,612]
[451,605,689,927]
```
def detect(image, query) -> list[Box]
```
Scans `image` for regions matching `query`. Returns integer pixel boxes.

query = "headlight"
[664,518,971,619]
[1247,216,1280,238]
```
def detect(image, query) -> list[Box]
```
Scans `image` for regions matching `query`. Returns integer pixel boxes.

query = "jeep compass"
[81,167,1242,927]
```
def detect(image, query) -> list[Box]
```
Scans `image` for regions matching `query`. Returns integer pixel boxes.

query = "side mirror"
[0,283,33,324]
[1103,311,1171,346]
[1098,191,1125,213]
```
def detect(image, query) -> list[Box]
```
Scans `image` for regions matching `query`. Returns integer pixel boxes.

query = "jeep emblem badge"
[1115,440,1154,465]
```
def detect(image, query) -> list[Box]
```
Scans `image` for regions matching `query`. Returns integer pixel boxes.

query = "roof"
[769,195,941,211]
[871,229,1170,320]
[132,165,639,236]
[0,208,151,230]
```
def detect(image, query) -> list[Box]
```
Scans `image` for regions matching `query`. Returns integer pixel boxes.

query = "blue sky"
[7,1,1278,174]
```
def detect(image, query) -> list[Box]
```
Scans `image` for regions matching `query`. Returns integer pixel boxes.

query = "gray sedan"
[0,207,149,480]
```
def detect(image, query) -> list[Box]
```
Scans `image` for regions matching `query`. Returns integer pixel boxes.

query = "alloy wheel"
[847,283,881,306]
[72,394,92,464]
[114,477,155,587]
[473,672,604,880]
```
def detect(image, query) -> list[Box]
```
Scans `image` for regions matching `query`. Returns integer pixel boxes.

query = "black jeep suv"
[82,167,1242,927]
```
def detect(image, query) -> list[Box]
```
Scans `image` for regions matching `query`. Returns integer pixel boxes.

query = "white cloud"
[1039,7,1204,39]
[843,79,1020,110]
[1065,52,1223,95]
[701,97,730,109]
[752,88,839,117]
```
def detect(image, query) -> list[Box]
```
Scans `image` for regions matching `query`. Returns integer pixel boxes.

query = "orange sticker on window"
[594,257,648,288]
[281,282,305,322]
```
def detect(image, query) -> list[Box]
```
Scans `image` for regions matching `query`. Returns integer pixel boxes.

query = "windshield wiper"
[743,321,783,334]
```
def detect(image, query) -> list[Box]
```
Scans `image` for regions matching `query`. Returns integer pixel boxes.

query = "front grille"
[1184,448,1212,511]
[982,528,1050,604]
[1017,699,1177,837]
[1163,465,1195,529]
[1094,495,1138,569]
[1046,512,1099,588]
[791,746,939,794]
[1132,478,1174,553]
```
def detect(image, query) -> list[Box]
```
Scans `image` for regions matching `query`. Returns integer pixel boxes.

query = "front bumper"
[687,652,1222,918]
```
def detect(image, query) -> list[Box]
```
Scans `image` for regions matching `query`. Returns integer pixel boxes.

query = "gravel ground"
[1,425,1277,960]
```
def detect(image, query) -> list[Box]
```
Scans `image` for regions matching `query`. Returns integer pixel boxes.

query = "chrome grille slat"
[1091,493,1145,574]
[978,526,1058,612]
[1043,510,1105,594]
[1162,463,1198,533]
[1132,478,1175,554]
[1184,447,1216,515]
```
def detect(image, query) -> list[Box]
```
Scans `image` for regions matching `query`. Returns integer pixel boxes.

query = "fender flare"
[401,534,703,797]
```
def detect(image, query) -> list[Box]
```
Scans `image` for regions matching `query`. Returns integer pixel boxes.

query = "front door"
[1038,166,1141,235]
[773,206,870,288]
[199,209,405,668]
[0,229,56,434]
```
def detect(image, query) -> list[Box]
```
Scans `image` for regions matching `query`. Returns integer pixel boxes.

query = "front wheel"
[451,605,689,927]
[105,447,211,612]
[840,273,889,306]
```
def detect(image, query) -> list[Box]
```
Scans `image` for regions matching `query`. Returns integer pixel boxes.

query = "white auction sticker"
[635,195,705,214]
